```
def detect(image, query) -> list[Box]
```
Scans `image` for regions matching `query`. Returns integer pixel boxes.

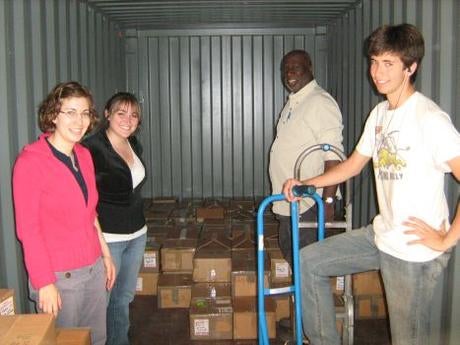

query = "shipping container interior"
[0,0,459,343]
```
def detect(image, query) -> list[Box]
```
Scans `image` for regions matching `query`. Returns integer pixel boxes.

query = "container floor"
[129,296,391,345]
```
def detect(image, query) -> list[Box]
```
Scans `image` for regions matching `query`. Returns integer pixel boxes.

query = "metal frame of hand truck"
[257,143,353,345]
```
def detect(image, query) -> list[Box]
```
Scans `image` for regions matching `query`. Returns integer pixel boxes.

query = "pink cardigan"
[13,134,102,289]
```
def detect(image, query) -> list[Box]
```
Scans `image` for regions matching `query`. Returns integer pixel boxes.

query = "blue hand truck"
[257,143,354,345]
[257,184,323,345]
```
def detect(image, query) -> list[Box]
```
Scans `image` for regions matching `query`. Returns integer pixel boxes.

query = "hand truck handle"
[292,184,316,197]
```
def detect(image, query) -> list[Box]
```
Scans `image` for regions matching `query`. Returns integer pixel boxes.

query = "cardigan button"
[65,272,71,279]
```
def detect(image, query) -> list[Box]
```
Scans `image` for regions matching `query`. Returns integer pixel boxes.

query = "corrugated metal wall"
[0,0,125,312]
[126,28,329,200]
[326,0,459,344]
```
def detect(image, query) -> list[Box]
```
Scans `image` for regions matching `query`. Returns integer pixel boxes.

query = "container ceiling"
[86,0,361,30]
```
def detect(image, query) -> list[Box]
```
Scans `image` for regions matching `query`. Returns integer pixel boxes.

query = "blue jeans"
[299,225,451,345]
[106,233,147,345]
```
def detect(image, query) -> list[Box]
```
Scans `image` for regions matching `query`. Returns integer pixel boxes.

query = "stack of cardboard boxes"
[137,197,387,341]
[0,289,91,345]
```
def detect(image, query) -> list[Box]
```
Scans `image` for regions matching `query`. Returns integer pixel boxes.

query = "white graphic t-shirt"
[356,92,460,262]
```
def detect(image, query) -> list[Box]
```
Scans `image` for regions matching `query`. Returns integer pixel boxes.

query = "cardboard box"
[191,283,232,302]
[166,225,201,239]
[231,231,256,251]
[0,314,56,345]
[331,276,345,295]
[354,294,388,319]
[268,250,291,284]
[140,239,161,273]
[193,249,232,282]
[231,250,269,297]
[157,273,193,308]
[189,298,233,340]
[196,199,226,220]
[136,272,159,295]
[269,282,291,322]
[263,237,280,252]
[198,232,232,250]
[0,289,15,315]
[233,296,276,339]
[56,328,91,345]
[161,226,198,272]
[352,271,384,296]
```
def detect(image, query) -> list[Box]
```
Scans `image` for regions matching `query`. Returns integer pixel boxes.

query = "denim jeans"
[106,233,147,345]
[299,224,451,345]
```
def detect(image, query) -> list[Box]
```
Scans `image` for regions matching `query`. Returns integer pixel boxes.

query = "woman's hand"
[282,178,304,202]
[38,283,61,317]
[103,256,116,290]
[403,217,448,251]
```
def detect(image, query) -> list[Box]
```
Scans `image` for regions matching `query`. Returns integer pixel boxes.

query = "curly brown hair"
[38,81,98,133]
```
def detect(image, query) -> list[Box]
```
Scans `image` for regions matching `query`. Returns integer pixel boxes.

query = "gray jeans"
[299,224,451,345]
[29,257,107,345]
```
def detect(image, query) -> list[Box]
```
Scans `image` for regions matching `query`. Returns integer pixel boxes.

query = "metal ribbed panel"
[0,0,125,312]
[128,28,326,200]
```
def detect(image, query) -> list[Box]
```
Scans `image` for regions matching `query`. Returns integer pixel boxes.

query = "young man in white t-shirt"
[283,23,460,345]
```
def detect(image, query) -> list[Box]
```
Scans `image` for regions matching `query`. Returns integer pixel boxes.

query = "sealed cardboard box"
[0,314,56,345]
[231,250,269,297]
[136,272,159,295]
[189,298,233,340]
[191,282,232,302]
[0,289,15,315]
[353,271,384,296]
[268,250,291,284]
[56,328,91,345]
[141,239,161,273]
[161,226,199,272]
[354,294,387,319]
[233,296,276,339]
[193,249,232,282]
[161,244,196,272]
[157,273,193,308]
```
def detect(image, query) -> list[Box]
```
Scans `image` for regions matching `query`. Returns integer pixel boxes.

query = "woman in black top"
[83,92,146,345]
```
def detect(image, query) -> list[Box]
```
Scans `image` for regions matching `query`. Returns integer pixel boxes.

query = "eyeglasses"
[60,110,91,121]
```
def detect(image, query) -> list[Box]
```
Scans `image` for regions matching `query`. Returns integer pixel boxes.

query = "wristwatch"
[323,196,335,204]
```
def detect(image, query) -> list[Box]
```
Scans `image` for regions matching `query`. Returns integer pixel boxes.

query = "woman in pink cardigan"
[12,81,115,345]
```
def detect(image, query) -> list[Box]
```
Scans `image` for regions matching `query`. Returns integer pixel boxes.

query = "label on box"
[216,298,231,305]
[144,253,157,268]
[136,277,143,291]
[194,319,209,336]
[275,262,289,277]
[0,296,14,315]
[217,306,233,313]
[336,276,345,291]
